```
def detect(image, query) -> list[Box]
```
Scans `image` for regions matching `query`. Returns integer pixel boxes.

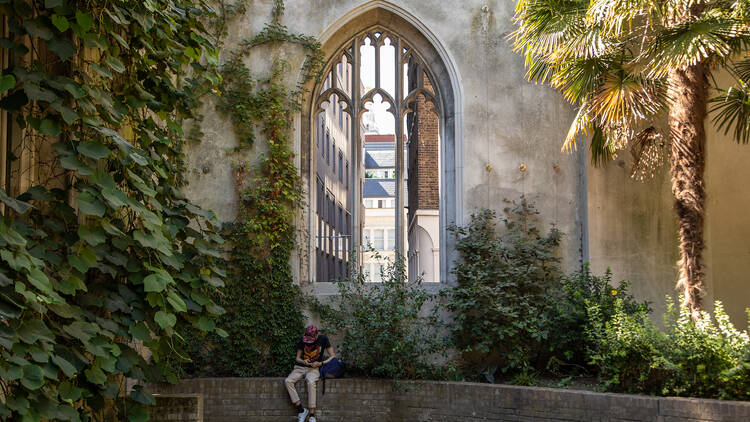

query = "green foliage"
[180,0,323,378]
[444,199,563,379]
[511,0,750,162]
[321,256,447,382]
[0,0,226,420]
[551,266,650,370]
[587,297,750,399]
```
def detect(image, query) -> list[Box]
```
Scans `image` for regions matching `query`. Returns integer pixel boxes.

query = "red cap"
[302,325,318,344]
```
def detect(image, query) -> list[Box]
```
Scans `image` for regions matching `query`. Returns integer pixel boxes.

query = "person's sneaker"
[309,416,317,422]
[297,408,309,422]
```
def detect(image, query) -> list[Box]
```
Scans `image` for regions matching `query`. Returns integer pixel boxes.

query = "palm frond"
[730,58,750,83]
[511,0,589,61]
[590,126,619,166]
[563,102,594,152]
[587,0,665,37]
[588,71,666,124]
[551,57,610,103]
[710,82,750,144]
[644,16,741,77]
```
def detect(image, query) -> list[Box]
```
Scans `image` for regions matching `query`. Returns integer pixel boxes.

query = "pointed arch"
[301,2,462,287]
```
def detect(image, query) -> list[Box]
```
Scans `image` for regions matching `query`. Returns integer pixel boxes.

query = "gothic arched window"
[312,27,442,283]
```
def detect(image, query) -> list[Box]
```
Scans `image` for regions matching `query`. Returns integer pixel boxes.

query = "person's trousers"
[285,365,320,409]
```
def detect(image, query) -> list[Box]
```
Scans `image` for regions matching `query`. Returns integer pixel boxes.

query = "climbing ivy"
[0,1,227,421]
[181,1,324,377]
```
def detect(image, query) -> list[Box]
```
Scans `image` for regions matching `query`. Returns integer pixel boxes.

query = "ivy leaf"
[39,119,61,137]
[143,271,172,293]
[24,84,58,103]
[100,220,124,236]
[154,311,176,329]
[128,173,156,197]
[91,63,112,79]
[60,155,93,175]
[166,291,187,313]
[84,366,106,385]
[75,11,94,33]
[101,188,127,208]
[58,275,86,295]
[0,296,23,319]
[51,103,78,124]
[51,15,69,32]
[18,320,54,344]
[50,355,76,378]
[105,56,125,73]
[78,225,106,246]
[129,323,151,342]
[130,385,156,406]
[75,192,105,217]
[0,325,18,349]
[23,18,54,41]
[48,37,76,61]
[45,0,63,8]
[0,222,26,246]
[26,267,53,294]
[77,141,110,159]
[198,316,215,331]
[0,189,32,214]
[0,74,16,94]
[128,405,149,422]
[21,365,44,390]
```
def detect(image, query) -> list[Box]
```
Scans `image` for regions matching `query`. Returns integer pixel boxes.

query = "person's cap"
[302,325,318,344]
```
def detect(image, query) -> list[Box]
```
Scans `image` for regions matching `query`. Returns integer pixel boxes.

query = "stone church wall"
[183,0,750,324]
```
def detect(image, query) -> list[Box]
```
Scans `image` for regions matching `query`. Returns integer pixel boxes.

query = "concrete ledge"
[151,378,750,422]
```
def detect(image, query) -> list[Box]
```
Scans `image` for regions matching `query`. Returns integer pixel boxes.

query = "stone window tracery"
[313,27,441,283]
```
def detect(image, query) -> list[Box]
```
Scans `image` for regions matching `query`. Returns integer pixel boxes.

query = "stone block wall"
[151,378,750,422]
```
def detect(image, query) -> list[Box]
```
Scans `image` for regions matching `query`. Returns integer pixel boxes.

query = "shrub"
[551,266,650,370]
[321,256,446,381]
[587,297,750,399]
[444,199,563,379]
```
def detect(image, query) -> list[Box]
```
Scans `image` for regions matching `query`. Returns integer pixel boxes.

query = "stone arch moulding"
[300,1,463,291]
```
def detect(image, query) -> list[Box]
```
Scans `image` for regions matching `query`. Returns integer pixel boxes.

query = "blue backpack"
[319,358,344,395]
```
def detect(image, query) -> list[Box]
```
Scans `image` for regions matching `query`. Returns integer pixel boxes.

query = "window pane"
[373,264,383,282]
[374,229,384,250]
[387,230,395,250]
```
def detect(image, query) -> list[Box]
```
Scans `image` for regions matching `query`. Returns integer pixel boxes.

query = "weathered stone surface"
[151,378,750,422]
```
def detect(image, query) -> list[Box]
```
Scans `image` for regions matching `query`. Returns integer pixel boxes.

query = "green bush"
[587,297,750,399]
[551,266,650,370]
[444,199,563,379]
[321,256,446,381]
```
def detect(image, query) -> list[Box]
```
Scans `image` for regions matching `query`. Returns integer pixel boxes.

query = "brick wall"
[408,71,440,227]
[151,378,750,422]
[150,394,202,422]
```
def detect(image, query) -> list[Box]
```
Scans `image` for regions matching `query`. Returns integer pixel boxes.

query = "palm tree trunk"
[666,64,708,318]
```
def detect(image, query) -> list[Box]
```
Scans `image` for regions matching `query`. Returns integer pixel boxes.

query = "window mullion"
[351,38,362,265]
[394,36,405,256]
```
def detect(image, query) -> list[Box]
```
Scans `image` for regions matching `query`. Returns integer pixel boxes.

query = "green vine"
[181,0,324,377]
[0,1,227,421]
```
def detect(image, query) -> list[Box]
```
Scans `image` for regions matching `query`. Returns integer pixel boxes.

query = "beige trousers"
[285,365,320,409]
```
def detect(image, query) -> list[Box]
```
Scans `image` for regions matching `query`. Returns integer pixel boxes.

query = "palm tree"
[511,0,750,318]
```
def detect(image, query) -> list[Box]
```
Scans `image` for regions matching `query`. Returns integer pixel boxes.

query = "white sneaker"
[297,408,309,422]
[309,416,317,422]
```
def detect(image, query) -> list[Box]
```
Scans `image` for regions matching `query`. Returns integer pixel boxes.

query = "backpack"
[319,358,344,395]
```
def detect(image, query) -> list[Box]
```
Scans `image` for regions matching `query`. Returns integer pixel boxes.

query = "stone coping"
[151,377,750,421]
